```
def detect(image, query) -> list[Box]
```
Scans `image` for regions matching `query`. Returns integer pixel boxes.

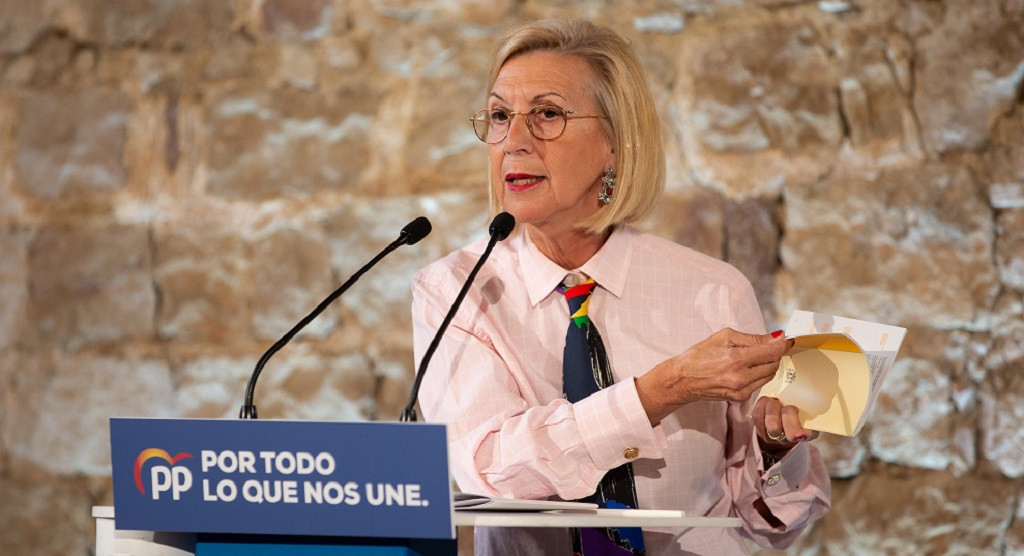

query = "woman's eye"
[536,107,562,120]
[489,109,510,122]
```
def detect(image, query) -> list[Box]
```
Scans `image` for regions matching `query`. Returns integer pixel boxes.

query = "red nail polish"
[794,435,807,441]
[772,397,779,401]
[771,330,784,339]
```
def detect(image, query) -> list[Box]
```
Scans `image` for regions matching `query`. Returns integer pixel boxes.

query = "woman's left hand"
[751,396,819,449]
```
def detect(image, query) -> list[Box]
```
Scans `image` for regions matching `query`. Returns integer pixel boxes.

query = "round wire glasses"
[469,104,606,144]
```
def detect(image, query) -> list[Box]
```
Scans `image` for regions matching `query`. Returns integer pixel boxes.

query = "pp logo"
[134,448,194,500]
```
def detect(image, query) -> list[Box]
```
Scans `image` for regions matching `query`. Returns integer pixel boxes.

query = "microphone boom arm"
[240,216,431,419]
[400,212,514,422]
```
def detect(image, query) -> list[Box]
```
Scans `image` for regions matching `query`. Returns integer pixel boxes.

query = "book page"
[784,311,907,435]
[760,333,870,436]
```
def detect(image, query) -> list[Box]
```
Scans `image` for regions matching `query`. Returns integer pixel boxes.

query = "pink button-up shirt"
[412,225,830,554]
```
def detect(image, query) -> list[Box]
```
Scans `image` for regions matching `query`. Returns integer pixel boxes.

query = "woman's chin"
[497,201,529,222]
[498,205,547,229]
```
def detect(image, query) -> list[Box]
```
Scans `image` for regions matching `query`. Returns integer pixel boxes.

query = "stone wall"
[0,0,1022,554]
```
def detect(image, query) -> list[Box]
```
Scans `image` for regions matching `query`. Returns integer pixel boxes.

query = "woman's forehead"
[491,52,596,105]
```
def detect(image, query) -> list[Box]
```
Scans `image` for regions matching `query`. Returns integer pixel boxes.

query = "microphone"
[400,212,516,422]
[240,216,432,419]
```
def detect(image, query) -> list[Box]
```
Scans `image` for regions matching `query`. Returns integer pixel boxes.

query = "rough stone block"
[175,355,252,419]
[724,197,779,323]
[17,31,75,87]
[373,350,417,422]
[176,351,377,421]
[202,36,277,82]
[260,0,333,41]
[154,218,249,343]
[60,0,235,50]
[28,223,155,349]
[0,2,47,54]
[782,164,998,327]
[391,75,492,193]
[913,2,1024,154]
[0,468,95,555]
[323,193,488,335]
[812,434,867,479]
[16,88,131,198]
[832,28,923,164]
[814,470,1015,553]
[259,350,376,421]
[981,353,1024,478]
[206,86,378,199]
[0,351,14,476]
[983,106,1024,210]
[868,357,954,470]
[0,57,35,87]
[6,353,174,475]
[355,25,492,195]
[671,20,842,195]
[983,291,1024,375]
[0,231,28,351]
[250,225,334,341]
[1006,495,1024,554]
[997,210,1024,290]
[648,187,725,261]
[277,43,319,91]
[362,0,514,27]
[890,327,981,475]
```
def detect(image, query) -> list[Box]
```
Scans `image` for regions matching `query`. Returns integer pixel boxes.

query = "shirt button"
[567,274,583,286]
[623,448,639,459]
[766,473,781,486]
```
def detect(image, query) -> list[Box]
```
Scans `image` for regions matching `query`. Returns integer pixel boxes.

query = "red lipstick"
[505,173,545,192]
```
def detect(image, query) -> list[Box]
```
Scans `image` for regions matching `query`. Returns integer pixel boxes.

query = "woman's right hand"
[635,328,793,425]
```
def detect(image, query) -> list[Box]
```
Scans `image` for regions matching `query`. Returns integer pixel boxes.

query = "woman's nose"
[503,113,535,152]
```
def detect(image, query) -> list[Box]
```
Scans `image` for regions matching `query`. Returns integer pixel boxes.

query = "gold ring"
[767,430,785,442]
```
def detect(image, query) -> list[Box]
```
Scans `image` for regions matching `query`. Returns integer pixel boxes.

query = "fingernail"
[771,330,784,339]
[794,435,807,441]
[772,397,780,401]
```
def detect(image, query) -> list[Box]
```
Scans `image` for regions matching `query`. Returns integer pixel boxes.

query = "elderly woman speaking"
[412,18,830,555]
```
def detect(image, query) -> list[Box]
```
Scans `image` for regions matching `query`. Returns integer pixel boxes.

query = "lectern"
[105,418,740,555]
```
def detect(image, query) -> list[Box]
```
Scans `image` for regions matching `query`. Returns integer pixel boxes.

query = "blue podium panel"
[110,418,454,540]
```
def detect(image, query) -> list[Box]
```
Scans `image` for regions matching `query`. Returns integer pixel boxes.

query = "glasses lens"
[471,108,512,144]
[486,108,513,143]
[471,110,492,142]
[528,105,567,140]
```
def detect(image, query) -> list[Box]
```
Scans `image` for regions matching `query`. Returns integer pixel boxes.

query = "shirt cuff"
[573,379,667,470]
[760,442,811,497]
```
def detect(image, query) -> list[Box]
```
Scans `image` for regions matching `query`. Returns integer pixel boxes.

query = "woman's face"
[488,51,614,236]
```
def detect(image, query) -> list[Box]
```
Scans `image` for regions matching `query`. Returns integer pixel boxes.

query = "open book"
[756,310,907,436]
[454,492,598,511]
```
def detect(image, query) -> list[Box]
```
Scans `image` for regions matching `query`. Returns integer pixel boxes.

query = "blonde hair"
[485,19,665,234]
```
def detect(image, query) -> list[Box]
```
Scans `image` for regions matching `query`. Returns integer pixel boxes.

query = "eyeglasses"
[469,104,606,144]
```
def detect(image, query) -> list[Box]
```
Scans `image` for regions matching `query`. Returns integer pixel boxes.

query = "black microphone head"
[400,216,432,245]
[488,212,515,241]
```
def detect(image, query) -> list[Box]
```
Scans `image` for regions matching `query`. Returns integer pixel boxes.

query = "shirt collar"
[519,225,634,307]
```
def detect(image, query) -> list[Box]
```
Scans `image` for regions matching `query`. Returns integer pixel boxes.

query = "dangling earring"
[598,167,615,205]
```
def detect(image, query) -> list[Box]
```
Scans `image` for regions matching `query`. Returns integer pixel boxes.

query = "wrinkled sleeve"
[724,279,832,549]
[411,269,667,501]
[725,401,831,548]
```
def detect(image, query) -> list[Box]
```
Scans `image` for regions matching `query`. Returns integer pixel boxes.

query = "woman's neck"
[526,224,611,270]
